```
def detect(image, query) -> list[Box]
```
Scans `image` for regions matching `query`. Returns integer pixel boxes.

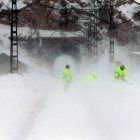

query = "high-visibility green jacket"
[85,73,97,81]
[61,68,72,83]
[114,67,126,80]
[84,73,98,86]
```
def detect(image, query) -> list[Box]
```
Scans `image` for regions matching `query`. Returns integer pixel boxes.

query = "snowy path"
[0,72,140,140]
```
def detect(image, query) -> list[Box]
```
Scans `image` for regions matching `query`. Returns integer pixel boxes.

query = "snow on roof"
[38,30,84,38]
[0,24,84,38]
[18,27,84,38]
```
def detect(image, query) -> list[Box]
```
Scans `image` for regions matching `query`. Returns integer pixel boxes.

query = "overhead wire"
[132,0,140,5]
[0,0,139,41]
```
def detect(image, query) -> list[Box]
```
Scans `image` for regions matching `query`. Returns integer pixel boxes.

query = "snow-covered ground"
[1,57,140,140]
[0,0,140,138]
[0,24,140,140]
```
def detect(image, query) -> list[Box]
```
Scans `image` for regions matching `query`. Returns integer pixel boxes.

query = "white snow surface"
[0,52,140,140]
[0,24,140,140]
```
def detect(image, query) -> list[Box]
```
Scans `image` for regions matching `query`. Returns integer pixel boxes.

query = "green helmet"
[66,65,70,68]
[120,64,125,70]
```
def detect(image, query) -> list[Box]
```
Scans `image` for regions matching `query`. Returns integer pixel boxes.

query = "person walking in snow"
[61,65,72,90]
[84,73,98,87]
[114,64,126,81]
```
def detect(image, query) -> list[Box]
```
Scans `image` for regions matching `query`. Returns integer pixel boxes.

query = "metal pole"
[10,0,18,73]
[93,8,98,63]
[109,0,115,63]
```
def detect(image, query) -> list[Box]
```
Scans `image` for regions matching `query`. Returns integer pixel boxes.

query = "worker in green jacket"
[61,65,72,90]
[84,73,98,87]
[85,73,97,81]
[114,64,126,81]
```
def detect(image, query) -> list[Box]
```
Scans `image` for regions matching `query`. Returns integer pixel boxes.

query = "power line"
[132,0,140,5]
[114,1,129,7]
[18,0,41,12]
[114,11,140,31]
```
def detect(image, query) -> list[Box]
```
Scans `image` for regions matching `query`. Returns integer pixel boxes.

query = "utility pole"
[87,9,98,65]
[10,0,45,73]
[93,8,98,63]
[10,0,18,73]
[87,13,92,62]
[109,0,115,63]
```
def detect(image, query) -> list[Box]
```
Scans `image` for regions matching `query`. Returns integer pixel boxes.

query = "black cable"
[18,0,41,12]
[115,19,132,30]
[49,16,86,35]
[72,7,110,25]
[0,0,127,27]
[114,11,140,31]
[48,31,57,37]
[1,0,138,38]
[132,0,140,5]
[114,1,128,7]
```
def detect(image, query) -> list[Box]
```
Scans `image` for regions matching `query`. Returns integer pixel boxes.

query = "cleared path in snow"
[0,72,140,140]
[19,72,140,140]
